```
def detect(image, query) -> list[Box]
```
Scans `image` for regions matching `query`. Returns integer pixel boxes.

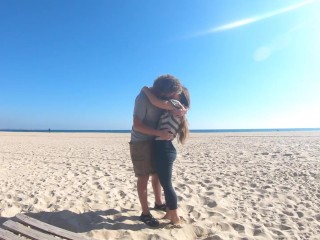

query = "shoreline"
[1,127,320,134]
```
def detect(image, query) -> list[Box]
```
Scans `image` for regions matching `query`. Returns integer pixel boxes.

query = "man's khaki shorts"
[129,140,156,176]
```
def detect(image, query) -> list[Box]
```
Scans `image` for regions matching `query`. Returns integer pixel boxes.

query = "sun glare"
[194,0,317,36]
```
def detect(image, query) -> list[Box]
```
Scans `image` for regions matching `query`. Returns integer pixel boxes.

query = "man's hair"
[152,74,182,97]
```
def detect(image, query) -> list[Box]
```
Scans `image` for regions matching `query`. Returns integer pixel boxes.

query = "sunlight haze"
[1,0,319,130]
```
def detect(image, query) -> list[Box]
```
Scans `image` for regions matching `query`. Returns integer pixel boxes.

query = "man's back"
[131,91,163,142]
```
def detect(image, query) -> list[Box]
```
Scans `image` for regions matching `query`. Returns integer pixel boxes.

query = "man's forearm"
[134,125,160,136]
[133,117,160,136]
[133,117,174,140]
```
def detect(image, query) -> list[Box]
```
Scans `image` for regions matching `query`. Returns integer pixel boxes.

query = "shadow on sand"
[0,217,9,225]
[0,208,166,233]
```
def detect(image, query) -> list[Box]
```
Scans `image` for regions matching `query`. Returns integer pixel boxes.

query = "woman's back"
[155,99,183,141]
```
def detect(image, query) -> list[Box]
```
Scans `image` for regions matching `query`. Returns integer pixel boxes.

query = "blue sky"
[1,0,319,130]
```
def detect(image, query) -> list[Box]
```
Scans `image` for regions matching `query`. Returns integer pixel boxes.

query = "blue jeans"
[155,140,177,210]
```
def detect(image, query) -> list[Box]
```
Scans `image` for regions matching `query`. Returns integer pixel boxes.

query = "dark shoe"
[140,213,159,227]
[154,203,167,211]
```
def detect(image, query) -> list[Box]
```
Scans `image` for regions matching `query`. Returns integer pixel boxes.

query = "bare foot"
[170,216,181,225]
[162,213,171,220]
[166,223,183,229]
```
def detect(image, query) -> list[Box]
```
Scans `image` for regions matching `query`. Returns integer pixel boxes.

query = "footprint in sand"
[231,222,245,233]
[93,181,103,190]
[13,195,24,202]
[118,190,126,198]
[192,225,208,238]
[206,200,217,208]
[190,210,201,219]
[252,225,269,238]
[203,235,223,240]
[203,179,211,184]
[279,224,291,230]
[216,222,230,231]
[207,211,225,218]
[182,204,194,213]
[270,228,286,238]
[296,211,304,218]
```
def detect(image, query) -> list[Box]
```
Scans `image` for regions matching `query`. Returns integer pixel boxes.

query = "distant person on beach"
[142,86,190,225]
[129,74,187,227]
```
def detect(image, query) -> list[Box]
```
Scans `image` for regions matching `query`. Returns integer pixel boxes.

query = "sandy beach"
[0,131,319,240]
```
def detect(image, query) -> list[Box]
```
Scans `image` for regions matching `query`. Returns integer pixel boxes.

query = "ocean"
[1,128,320,133]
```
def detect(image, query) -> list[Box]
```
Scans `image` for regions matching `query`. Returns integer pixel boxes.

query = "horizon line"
[1,127,320,132]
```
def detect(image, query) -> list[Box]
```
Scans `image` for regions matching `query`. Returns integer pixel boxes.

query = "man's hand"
[158,129,174,140]
[141,86,149,92]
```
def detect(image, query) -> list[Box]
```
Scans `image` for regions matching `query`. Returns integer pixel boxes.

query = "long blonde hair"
[177,87,190,144]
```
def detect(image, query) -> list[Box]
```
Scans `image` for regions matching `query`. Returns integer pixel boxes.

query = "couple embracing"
[129,74,190,227]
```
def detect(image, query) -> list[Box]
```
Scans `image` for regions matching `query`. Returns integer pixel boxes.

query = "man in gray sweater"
[129,74,184,227]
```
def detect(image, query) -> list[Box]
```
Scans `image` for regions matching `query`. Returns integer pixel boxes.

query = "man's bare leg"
[137,175,150,214]
[151,174,164,205]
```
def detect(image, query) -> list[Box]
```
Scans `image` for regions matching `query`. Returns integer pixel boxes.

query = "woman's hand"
[158,129,174,140]
[172,105,188,117]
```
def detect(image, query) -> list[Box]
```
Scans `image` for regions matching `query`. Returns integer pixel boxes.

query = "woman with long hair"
[142,86,190,225]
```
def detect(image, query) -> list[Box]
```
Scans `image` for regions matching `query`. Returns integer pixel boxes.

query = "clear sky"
[1,0,319,130]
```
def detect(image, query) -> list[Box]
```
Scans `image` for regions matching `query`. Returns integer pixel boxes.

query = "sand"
[0,131,319,240]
